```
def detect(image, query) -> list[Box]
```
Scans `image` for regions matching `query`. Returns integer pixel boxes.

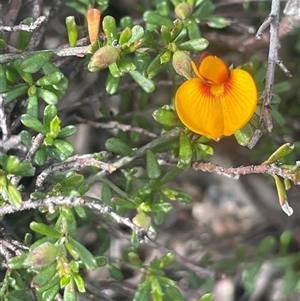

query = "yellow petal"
[199,56,229,85]
[175,78,225,138]
[175,69,257,139]
[191,60,201,78]
[221,69,257,136]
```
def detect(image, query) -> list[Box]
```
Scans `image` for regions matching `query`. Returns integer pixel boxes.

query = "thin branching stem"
[0,16,46,32]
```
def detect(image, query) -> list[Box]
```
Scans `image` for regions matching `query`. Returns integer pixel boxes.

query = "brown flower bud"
[175,3,193,20]
[88,45,120,72]
[172,50,192,79]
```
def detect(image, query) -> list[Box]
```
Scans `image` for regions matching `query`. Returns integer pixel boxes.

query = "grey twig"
[0,46,90,64]
[0,135,22,153]
[0,196,152,239]
[0,16,46,32]
[10,133,44,186]
[26,133,44,161]
[192,161,299,184]
[35,153,115,189]
[75,116,158,138]
[0,94,9,142]
[251,0,292,147]
[88,128,182,184]
[276,56,293,77]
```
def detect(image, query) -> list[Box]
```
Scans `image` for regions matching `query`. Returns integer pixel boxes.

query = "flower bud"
[87,8,101,43]
[88,45,120,72]
[172,50,192,79]
[175,3,193,20]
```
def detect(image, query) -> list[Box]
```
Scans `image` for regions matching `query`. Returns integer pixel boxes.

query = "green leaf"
[264,143,294,164]
[27,95,39,118]
[14,59,34,84]
[151,277,164,301]
[186,17,201,39]
[101,183,113,208]
[129,70,155,93]
[160,25,171,45]
[106,72,120,94]
[178,132,193,168]
[109,62,123,77]
[43,104,58,131]
[206,16,227,29]
[50,116,61,137]
[8,253,28,269]
[146,150,161,179]
[128,25,144,44]
[143,11,174,29]
[3,84,28,104]
[256,236,277,255]
[66,238,98,270]
[21,114,47,134]
[47,146,68,161]
[132,209,151,229]
[0,64,7,93]
[36,71,64,86]
[63,279,77,301]
[34,145,47,166]
[3,155,20,173]
[20,130,32,147]
[273,81,292,94]
[160,166,183,184]
[32,263,57,287]
[30,222,61,238]
[105,137,133,155]
[119,27,132,45]
[117,56,136,73]
[107,263,124,281]
[30,191,47,200]
[24,242,60,267]
[40,280,60,300]
[198,293,214,301]
[17,18,34,50]
[113,197,137,208]
[280,230,293,254]
[7,181,22,209]
[57,125,77,138]
[165,286,185,301]
[174,190,193,203]
[65,16,78,47]
[21,51,52,73]
[37,87,58,104]
[159,252,175,268]
[96,256,108,267]
[170,19,184,42]
[120,16,133,29]
[60,173,84,187]
[156,1,170,16]
[152,105,181,127]
[102,15,117,45]
[14,161,35,176]
[178,38,209,51]
[194,1,216,19]
[73,273,85,293]
[133,279,151,301]
[147,53,162,79]
[54,139,74,157]
[147,202,173,213]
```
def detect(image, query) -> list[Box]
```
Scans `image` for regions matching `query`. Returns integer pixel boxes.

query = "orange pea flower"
[175,53,257,139]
